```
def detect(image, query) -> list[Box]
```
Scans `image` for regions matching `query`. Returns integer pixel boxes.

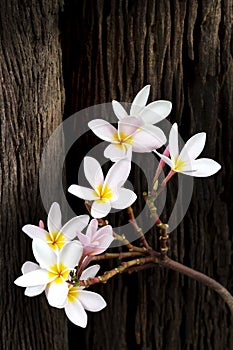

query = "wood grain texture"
[0,0,68,349]
[62,1,233,349]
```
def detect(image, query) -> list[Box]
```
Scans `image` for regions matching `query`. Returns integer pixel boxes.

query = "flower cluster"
[15,203,113,327]
[14,86,221,327]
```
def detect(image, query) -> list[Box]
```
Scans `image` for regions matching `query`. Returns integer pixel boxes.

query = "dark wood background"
[1,0,232,349]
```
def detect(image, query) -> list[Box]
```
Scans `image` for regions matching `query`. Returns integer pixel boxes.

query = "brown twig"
[127,206,151,249]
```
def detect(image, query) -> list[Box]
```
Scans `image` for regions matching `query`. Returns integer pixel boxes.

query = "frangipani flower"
[112,85,172,124]
[155,123,221,177]
[88,116,166,162]
[22,202,89,251]
[61,265,106,327]
[68,157,137,218]
[77,219,114,256]
[14,239,83,307]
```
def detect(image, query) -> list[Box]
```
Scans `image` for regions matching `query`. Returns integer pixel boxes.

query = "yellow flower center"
[173,157,186,171]
[94,184,113,202]
[48,262,70,284]
[112,132,133,145]
[45,231,66,250]
[67,286,80,303]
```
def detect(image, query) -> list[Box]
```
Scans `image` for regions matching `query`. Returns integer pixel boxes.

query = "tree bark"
[62,1,233,349]
[0,1,68,349]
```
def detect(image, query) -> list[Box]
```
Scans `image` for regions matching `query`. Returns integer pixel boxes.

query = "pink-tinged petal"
[47,202,62,233]
[77,232,90,245]
[140,100,172,124]
[32,239,57,268]
[118,117,143,138]
[88,119,117,142]
[91,201,111,219]
[59,241,83,268]
[84,157,104,190]
[91,225,113,241]
[68,185,97,200]
[132,125,166,152]
[21,261,40,274]
[86,219,98,238]
[179,133,206,162]
[104,143,129,162]
[65,299,87,328]
[14,269,51,287]
[111,188,137,209]
[112,100,128,120]
[80,264,100,280]
[61,215,89,240]
[46,281,68,307]
[39,220,44,228]
[25,285,46,297]
[169,123,179,160]
[22,225,48,240]
[88,235,114,255]
[181,158,221,177]
[78,290,107,312]
[130,85,150,116]
[104,159,131,190]
[154,151,174,168]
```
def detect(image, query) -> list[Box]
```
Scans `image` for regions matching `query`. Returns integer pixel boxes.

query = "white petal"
[118,117,143,137]
[169,123,179,160]
[84,157,104,190]
[61,215,89,240]
[78,290,107,312]
[25,285,46,297]
[14,269,50,287]
[32,239,57,268]
[22,225,48,240]
[130,85,150,116]
[21,261,40,274]
[111,188,137,209]
[112,100,128,120]
[91,201,111,218]
[104,143,129,162]
[47,202,62,233]
[68,185,97,200]
[154,151,174,168]
[132,125,166,152]
[88,119,116,142]
[182,158,221,177]
[46,281,68,307]
[104,159,131,189]
[179,133,206,162]
[142,100,172,123]
[77,232,90,245]
[59,241,83,268]
[80,265,100,280]
[65,299,87,327]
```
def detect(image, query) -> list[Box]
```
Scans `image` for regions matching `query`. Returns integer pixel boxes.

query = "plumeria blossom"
[112,85,172,124]
[88,116,166,162]
[60,265,106,327]
[77,219,114,256]
[154,123,221,177]
[68,157,137,218]
[14,239,83,307]
[22,202,89,251]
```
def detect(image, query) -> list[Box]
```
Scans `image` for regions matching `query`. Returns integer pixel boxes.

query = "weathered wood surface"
[0,1,68,349]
